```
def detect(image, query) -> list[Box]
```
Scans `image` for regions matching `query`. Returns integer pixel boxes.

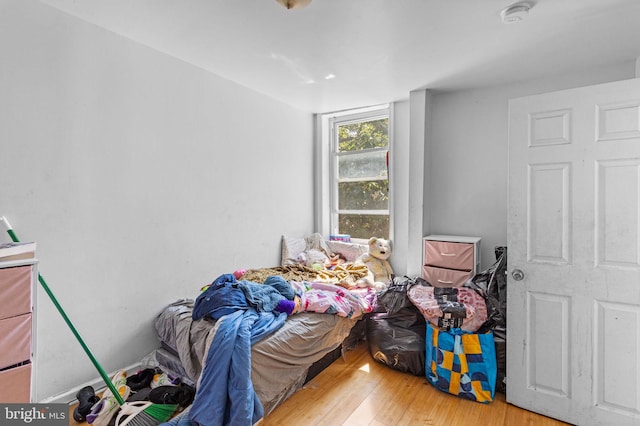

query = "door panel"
[594,301,639,412]
[507,77,640,425]
[528,162,571,263]
[527,292,570,397]
[596,159,640,267]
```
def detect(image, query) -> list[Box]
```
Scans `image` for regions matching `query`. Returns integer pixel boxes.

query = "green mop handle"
[0,216,125,406]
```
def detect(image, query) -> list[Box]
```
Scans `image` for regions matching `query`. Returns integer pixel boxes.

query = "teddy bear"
[354,237,393,290]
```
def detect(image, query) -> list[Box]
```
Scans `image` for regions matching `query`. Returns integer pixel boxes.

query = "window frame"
[316,104,392,244]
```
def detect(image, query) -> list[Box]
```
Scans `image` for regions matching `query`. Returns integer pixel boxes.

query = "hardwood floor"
[259,342,571,426]
[70,342,571,426]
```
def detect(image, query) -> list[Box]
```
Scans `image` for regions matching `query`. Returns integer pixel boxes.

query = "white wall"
[0,1,313,401]
[426,62,637,269]
[393,91,433,278]
[389,101,409,274]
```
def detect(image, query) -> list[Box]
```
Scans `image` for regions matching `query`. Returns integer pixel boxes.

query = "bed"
[150,235,375,423]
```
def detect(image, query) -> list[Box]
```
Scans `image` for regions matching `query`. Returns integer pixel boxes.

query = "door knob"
[511,269,525,281]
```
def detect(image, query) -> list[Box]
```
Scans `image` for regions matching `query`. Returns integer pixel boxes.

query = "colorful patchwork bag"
[425,323,497,403]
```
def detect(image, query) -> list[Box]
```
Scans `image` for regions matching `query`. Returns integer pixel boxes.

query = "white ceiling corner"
[39,0,640,113]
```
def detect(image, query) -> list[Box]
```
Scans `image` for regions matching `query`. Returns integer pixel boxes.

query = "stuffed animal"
[354,237,393,290]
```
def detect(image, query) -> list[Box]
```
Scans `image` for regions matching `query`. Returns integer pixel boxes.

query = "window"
[329,107,390,240]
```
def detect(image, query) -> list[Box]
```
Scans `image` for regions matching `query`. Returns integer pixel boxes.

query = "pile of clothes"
[73,367,195,426]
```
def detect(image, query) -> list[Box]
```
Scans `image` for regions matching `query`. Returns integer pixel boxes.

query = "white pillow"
[281,235,307,266]
[326,240,368,262]
[281,235,368,266]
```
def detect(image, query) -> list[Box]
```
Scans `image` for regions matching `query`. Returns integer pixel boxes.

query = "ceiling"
[40,0,640,113]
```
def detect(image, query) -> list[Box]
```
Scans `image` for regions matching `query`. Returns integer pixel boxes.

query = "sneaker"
[148,384,195,408]
[86,371,130,426]
[150,371,179,389]
[72,386,100,422]
[126,368,156,391]
[85,384,130,426]
[104,370,128,397]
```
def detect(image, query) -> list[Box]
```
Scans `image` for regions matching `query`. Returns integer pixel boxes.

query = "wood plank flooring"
[70,341,571,426]
[259,342,571,426]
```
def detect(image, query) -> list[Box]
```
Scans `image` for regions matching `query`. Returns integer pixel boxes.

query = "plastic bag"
[468,247,507,330]
[492,325,506,393]
[466,246,507,392]
[408,285,488,332]
[425,324,497,403]
[365,306,426,376]
[376,275,427,314]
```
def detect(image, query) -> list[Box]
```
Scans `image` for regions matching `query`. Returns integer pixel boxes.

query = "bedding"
[190,307,285,425]
[240,263,370,288]
[152,235,374,424]
[281,234,369,269]
[155,298,360,417]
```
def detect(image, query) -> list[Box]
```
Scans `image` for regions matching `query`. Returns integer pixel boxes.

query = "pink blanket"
[289,281,376,320]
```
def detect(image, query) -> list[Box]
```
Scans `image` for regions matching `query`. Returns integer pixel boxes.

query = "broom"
[0,216,178,426]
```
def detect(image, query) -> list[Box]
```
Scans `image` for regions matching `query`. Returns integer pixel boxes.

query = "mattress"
[155,298,358,415]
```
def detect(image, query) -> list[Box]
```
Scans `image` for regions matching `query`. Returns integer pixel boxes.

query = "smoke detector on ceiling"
[501,1,535,23]
[275,0,312,9]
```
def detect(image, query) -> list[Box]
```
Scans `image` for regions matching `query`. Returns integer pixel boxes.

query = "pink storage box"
[0,363,31,402]
[0,314,32,369]
[423,240,474,271]
[0,265,32,320]
[422,265,472,288]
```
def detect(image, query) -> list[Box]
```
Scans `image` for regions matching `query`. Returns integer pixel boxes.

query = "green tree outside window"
[335,117,389,240]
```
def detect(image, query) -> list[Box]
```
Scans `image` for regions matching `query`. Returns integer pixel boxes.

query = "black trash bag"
[467,246,508,392]
[365,306,426,376]
[492,246,507,324]
[493,325,507,394]
[376,275,428,314]
[469,246,507,331]
[342,316,368,351]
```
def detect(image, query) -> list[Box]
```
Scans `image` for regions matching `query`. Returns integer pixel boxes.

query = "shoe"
[72,386,100,422]
[150,371,179,389]
[86,371,130,426]
[85,384,130,426]
[126,387,152,403]
[148,384,195,408]
[126,368,156,391]
[105,370,128,393]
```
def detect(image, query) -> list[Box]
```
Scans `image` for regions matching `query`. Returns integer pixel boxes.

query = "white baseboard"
[39,362,142,404]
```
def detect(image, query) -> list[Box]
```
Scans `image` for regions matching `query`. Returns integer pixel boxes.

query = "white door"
[507,77,640,426]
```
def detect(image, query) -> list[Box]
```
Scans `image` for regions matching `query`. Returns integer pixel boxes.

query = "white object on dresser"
[422,235,481,287]
[0,257,37,402]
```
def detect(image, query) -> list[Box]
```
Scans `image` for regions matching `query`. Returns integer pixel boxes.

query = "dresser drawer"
[422,266,472,288]
[0,362,31,403]
[0,313,32,370]
[424,240,474,271]
[0,265,32,320]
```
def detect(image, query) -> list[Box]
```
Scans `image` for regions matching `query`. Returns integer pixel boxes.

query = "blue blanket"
[193,274,292,320]
[187,274,287,425]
